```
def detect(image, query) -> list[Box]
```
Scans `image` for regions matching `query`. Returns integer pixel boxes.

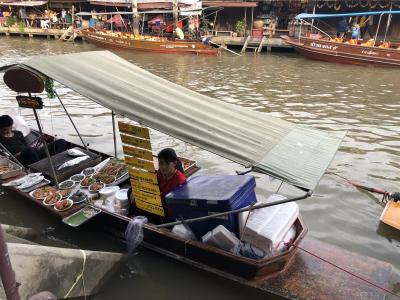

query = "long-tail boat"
[282,11,400,67]
[80,28,219,55]
[0,51,394,299]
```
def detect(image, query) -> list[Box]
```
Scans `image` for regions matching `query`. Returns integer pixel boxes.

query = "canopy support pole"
[32,105,59,188]
[156,192,312,228]
[373,13,384,47]
[55,91,88,151]
[111,111,117,158]
[383,3,392,42]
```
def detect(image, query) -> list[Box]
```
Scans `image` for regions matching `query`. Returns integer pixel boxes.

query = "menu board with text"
[118,121,164,217]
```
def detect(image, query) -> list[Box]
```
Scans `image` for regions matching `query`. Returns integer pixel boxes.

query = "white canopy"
[0,51,345,191]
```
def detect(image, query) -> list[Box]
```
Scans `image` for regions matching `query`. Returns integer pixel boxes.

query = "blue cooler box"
[165,175,257,238]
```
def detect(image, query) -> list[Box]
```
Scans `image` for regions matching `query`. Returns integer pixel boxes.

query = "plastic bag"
[125,216,148,255]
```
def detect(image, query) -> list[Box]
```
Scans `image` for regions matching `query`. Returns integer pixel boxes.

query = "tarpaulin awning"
[1,0,47,6]
[296,10,400,20]
[203,1,257,7]
[0,51,345,191]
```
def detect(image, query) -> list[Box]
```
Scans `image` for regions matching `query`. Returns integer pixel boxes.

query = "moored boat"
[80,28,219,55]
[283,11,400,67]
[0,51,394,299]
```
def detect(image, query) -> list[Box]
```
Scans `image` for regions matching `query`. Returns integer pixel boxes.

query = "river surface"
[0,37,399,300]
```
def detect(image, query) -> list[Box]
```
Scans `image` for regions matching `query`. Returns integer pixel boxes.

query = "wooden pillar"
[71,5,75,29]
[244,8,247,36]
[132,0,139,35]
[250,7,254,37]
[173,0,178,35]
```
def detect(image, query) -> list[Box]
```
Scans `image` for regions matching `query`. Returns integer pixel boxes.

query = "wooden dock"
[210,36,292,53]
[0,27,78,40]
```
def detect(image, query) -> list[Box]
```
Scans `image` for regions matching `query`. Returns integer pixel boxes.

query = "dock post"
[29,34,33,38]
[5,32,10,36]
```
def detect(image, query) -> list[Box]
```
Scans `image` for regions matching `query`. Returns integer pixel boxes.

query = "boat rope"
[293,244,400,299]
[64,249,87,299]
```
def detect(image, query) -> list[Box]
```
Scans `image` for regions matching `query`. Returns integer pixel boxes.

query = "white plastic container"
[202,225,240,252]
[99,186,119,206]
[172,224,197,241]
[241,194,299,251]
[115,188,129,209]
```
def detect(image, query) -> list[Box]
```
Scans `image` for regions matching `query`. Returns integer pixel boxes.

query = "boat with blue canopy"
[282,10,400,67]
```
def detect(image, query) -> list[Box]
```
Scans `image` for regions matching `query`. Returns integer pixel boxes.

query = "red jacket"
[157,169,186,218]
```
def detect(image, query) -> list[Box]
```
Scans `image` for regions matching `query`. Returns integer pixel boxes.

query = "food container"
[115,188,129,209]
[99,186,119,205]
[0,157,23,180]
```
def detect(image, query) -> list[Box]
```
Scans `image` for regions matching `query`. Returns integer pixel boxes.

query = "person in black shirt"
[0,115,67,166]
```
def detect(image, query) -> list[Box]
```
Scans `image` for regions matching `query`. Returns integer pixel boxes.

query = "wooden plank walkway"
[0,27,77,40]
[211,36,292,53]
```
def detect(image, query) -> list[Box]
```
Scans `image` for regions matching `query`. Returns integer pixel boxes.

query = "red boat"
[283,11,400,67]
[80,28,219,56]
[282,35,400,67]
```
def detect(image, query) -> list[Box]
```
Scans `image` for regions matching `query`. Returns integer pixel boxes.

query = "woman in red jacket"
[128,148,186,224]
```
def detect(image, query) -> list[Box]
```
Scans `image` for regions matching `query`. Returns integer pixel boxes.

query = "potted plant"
[235,19,246,37]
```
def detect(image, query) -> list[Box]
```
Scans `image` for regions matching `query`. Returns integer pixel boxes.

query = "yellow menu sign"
[119,121,164,217]
[129,168,158,185]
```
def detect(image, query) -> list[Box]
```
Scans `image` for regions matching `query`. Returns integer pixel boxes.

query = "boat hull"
[282,35,400,67]
[81,29,219,56]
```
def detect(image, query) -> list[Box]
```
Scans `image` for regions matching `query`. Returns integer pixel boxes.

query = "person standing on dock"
[61,8,66,23]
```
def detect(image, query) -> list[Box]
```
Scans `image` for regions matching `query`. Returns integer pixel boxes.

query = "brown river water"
[0,37,399,299]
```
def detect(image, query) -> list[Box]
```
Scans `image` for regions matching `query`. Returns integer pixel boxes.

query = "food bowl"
[80,177,96,188]
[81,167,95,176]
[99,174,116,186]
[43,192,62,206]
[54,199,73,212]
[30,186,58,200]
[59,180,75,190]
[89,182,105,193]
[57,188,73,199]
[70,174,85,183]
[69,191,88,204]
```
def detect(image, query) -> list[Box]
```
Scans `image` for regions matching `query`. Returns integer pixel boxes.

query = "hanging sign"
[131,179,160,195]
[123,145,153,161]
[136,199,165,217]
[118,122,151,139]
[16,95,43,109]
[133,189,162,206]
[125,155,156,172]
[119,121,164,217]
[129,168,158,185]
[120,134,152,150]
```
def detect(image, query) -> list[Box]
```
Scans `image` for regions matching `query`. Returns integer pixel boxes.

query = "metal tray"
[62,205,102,227]
[0,157,23,180]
